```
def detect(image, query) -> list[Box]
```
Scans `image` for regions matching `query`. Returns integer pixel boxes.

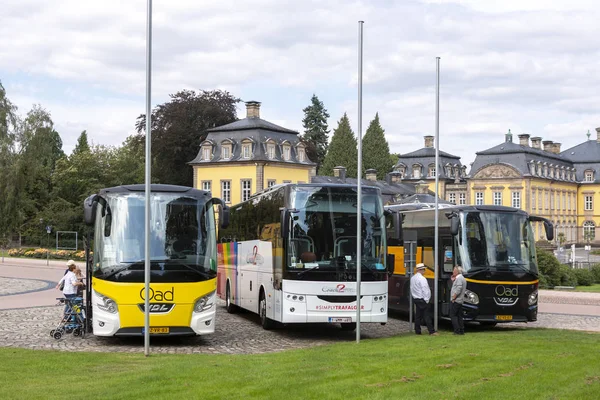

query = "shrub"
[557,264,577,286]
[536,247,562,287]
[591,265,600,284]
[573,268,595,286]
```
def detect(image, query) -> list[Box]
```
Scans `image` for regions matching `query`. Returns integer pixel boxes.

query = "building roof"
[311,175,417,205]
[206,117,298,134]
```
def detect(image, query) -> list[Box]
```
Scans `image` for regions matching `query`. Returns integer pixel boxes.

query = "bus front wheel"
[225,283,237,314]
[259,292,275,330]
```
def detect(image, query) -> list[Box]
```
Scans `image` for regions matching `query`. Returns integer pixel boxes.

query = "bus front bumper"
[460,303,538,323]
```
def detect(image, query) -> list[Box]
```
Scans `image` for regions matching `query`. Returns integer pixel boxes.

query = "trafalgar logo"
[322,284,356,293]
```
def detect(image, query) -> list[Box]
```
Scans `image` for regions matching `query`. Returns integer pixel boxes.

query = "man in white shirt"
[410,263,438,335]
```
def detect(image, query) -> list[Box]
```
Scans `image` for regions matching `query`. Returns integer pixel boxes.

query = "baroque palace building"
[468,130,600,243]
[189,101,316,204]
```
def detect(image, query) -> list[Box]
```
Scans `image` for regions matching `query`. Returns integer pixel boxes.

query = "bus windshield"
[92,192,217,283]
[287,186,386,274]
[458,211,537,275]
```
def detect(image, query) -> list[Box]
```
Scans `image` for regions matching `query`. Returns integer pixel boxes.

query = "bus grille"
[317,295,363,303]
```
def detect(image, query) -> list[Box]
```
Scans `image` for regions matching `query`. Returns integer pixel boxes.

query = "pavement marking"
[0,276,57,297]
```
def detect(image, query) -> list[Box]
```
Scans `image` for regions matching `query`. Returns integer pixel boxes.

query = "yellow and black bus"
[385,204,553,325]
[83,184,227,336]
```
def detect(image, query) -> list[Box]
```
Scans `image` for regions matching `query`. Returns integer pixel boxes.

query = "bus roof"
[386,203,528,216]
[96,184,211,199]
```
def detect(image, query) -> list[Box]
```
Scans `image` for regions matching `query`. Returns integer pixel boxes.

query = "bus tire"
[340,322,357,331]
[225,282,237,314]
[259,291,275,330]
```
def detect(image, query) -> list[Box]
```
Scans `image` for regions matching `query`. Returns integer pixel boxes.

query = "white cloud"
[1,0,600,172]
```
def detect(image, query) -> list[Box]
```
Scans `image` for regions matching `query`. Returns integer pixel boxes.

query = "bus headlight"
[194,291,215,312]
[528,290,538,305]
[464,290,479,305]
[96,293,118,314]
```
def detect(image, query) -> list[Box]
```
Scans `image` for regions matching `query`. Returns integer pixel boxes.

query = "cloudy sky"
[2,0,600,170]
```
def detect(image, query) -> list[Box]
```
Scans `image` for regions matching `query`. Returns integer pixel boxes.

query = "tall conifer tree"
[320,113,358,178]
[362,113,393,180]
[301,94,330,168]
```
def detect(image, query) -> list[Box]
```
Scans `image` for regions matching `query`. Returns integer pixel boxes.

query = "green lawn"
[574,283,600,293]
[1,329,599,400]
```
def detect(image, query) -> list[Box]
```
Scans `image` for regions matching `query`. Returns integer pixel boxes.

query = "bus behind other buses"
[84,184,227,336]
[218,183,392,331]
[385,204,553,325]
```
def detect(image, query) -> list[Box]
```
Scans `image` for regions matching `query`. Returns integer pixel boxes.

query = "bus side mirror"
[220,205,230,229]
[386,253,395,276]
[83,195,97,225]
[281,209,290,238]
[394,212,403,241]
[450,214,459,236]
[544,221,554,241]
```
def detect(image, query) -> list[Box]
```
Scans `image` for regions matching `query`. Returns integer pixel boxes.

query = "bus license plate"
[495,315,512,321]
[149,327,170,334]
[329,317,352,323]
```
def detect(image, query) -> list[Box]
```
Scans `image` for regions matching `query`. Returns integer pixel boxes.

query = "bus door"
[440,236,455,318]
[388,230,416,312]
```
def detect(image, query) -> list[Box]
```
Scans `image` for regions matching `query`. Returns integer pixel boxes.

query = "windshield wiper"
[496,263,538,277]
[297,265,319,277]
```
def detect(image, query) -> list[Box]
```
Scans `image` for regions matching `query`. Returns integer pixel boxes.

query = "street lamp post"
[46,225,51,266]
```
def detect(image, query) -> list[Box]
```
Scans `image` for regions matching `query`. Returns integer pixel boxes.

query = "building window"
[267,180,276,188]
[221,145,231,160]
[584,221,595,241]
[283,145,291,161]
[202,181,211,193]
[557,193,560,211]
[585,195,593,211]
[459,193,466,205]
[203,147,211,161]
[267,144,276,159]
[493,192,502,206]
[413,165,422,179]
[532,190,536,210]
[512,192,521,208]
[544,192,549,210]
[221,181,231,203]
[298,148,305,162]
[539,191,543,210]
[567,193,570,211]
[550,191,555,210]
[241,179,251,202]
[242,144,251,159]
[448,193,456,204]
[475,192,484,205]
[585,170,594,182]
[428,164,436,178]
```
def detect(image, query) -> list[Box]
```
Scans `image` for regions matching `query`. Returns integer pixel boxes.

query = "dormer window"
[221,145,231,160]
[543,164,548,177]
[428,164,436,178]
[242,144,251,159]
[585,170,594,182]
[283,145,291,161]
[529,161,535,175]
[203,146,211,161]
[549,165,554,179]
[298,148,306,162]
[413,164,422,179]
[267,144,276,159]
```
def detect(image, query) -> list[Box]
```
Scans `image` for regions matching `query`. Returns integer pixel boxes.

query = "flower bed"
[7,248,89,261]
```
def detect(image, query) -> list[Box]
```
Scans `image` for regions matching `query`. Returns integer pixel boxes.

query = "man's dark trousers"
[450,302,464,334]
[413,298,435,334]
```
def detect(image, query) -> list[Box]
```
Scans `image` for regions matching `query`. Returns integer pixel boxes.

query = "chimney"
[542,140,554,152]
[552,143,561,154]
[333,166,346,181]
[505,129,513,143]
[531,137,542,149]
[390,171,402,183]
[424,135,434,148]
[365,169,377,181]
[246,101,261,118]
[596,127,600,143]
[518,134,530,147]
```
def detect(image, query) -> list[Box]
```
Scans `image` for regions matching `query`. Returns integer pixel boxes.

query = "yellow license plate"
[149,327,169,334]
[495,315,513,321]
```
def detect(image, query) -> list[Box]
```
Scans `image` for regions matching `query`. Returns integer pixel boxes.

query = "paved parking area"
[0,301,411,354]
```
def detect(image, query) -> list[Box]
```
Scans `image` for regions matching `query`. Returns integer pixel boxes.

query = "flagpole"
[434,56,440,332]
[356,20,364,344]
[144,0,153,357]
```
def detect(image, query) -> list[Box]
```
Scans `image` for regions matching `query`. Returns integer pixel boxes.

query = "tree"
[135,89,239,186]
[73,130,91,155]
[301,94,330,167]
[320,113,358,178]
[0,81,20,237]
[362,113,393,180]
